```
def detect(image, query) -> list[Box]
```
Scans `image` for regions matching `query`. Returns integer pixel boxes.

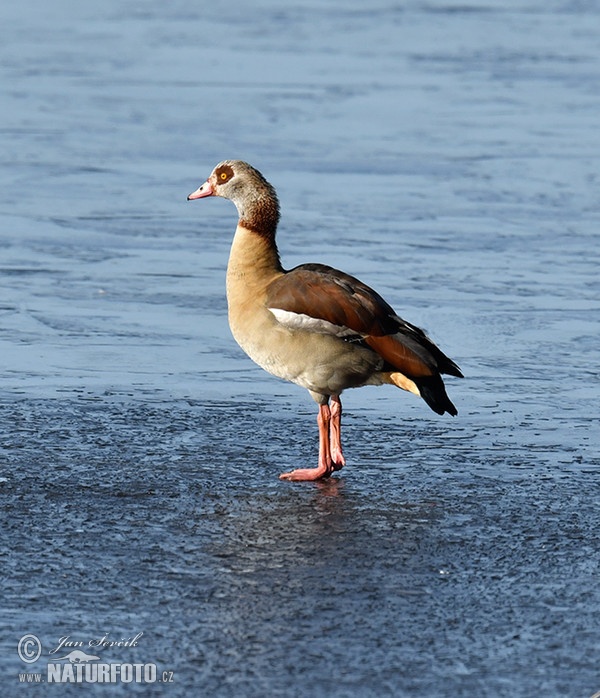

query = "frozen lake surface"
[1,1,599,695]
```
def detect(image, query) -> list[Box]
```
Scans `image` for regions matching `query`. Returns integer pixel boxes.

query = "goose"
[188,160,463,481]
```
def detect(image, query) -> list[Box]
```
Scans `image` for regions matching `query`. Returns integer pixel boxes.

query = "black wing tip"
[393,317,464,379]
[444,362,464,379]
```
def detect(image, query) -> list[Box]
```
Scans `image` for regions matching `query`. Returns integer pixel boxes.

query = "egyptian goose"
[188,160,463,481]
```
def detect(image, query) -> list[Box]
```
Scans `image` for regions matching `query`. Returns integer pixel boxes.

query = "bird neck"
[232,178,280,243]
[227,224,284,295]
[226,177,284,297]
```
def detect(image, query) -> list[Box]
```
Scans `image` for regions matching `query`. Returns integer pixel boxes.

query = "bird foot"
[279,465,333,482]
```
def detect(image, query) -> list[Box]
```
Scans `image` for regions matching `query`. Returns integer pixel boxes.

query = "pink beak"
[187,180,214,200]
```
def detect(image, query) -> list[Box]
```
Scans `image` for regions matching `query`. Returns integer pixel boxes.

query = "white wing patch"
[268,308,358,338]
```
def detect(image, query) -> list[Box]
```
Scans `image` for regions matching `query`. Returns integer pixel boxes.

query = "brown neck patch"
[239,179,281,241]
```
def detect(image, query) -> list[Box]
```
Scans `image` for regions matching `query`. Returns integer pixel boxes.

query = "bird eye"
[220,172,228,181]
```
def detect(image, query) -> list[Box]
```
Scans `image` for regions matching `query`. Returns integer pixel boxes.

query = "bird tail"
[414,374,458,416]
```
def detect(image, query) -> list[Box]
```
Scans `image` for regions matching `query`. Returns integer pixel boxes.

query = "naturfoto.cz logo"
[17,633,175,685]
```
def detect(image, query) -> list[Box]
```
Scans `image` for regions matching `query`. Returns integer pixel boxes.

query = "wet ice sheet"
[0,398,598,696]
[1,0,600,696]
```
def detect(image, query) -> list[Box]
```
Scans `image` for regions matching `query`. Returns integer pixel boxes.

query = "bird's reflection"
[312,476,345,497]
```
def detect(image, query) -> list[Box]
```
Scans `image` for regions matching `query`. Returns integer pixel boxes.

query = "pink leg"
[279,403,334,481]
[329,395,346,471]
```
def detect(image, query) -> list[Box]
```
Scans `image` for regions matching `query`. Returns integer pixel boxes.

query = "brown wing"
[366,319,463,378]
[266,264,462,377]
[265,263,399,337]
